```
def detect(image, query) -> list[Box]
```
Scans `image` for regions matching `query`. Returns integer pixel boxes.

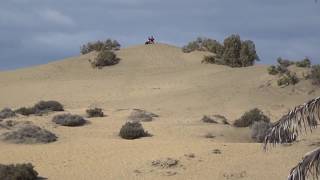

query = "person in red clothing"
[145,36,155,44]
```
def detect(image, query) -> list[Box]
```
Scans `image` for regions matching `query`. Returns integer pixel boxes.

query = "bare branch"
[288,147,320,180]
[264,97,320,150]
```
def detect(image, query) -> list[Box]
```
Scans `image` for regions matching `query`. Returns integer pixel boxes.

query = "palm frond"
[288,147,320,180]
[264,97,320,149]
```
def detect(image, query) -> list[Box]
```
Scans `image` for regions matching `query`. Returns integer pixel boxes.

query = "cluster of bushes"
[119,121,150,139]
[15,100,64,116]
[0,163,38,180]
[80,39,120,55]
[183,35,260,67]
[277,72,299,87]
[233,108,273,142]
[89,50,120,68]
[267,57,311,76]
[233,108,270,127]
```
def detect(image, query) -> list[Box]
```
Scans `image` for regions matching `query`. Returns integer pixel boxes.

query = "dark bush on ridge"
[295,57,311,68]
[52,114,87,127]
[0,108,16,119]
[119,121,150,139]
[251,121,273,142]
[0,163,38,180]
[81,39,120,54]
[89,50,120,68]
[267,66,278,75]
[15,107,36,116]
[182,37,224,55]
[1,125,57,144]
[311,65,320,86]
[86,108,104,118]
[277,57,294,67]
[233,108,270,127]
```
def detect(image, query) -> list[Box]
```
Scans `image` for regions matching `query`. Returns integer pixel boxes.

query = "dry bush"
[251,121,273,142]
[201,115,229,124]
[233,108,270,127]
[89,50,120,68]
[1,125,57,144]
[277,72,299,87]
[267,65,278,75]
[119,121,150,139]
[52,114,87,127]
[0,108,16,119]
[295,57,311,68]
[15,100,64,116]
[277,57,294,67]
[0,163,38,180]
[81,39,120,54]
[86,108,104,118]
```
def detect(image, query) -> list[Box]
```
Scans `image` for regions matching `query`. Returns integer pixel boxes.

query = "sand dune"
[0,43,319,179]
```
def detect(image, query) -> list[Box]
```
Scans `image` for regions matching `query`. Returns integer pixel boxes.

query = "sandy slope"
[0,43,319,180]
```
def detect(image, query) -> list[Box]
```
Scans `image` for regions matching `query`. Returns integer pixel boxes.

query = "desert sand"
[0,43,319,180]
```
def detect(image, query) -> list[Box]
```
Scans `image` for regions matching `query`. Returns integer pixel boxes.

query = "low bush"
[201,115,229,125]
[201,55,216,64]
[52,114,87,127]
[86,108,104,118]
[119,121,150,139]
[295,57,311,68]
[277,72,299,87]
[310,65,320,86]
[233,108,270,127]
[1,124,57,144]
[89,50,120,68]
[0,108,16,119]
[34,100,64,112]
[15,100,64,116]
[0,163,38,180]
[251,121,273,142]
[81,39,120,54]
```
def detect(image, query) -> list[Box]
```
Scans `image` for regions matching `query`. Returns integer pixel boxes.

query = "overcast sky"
[0,0,319,70]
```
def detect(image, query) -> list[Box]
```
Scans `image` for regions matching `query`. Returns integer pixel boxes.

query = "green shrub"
[89,50,120,68]
[86,108,104,118]
[0,163,38,180]
[81,39,120,54]
[201,55,216,64]
[277,72,299,87]
[0,108,16,119]
[52,114,87,127]
[233,108,270,127]
[276,65,289,74]
[1,124,57,144]
[182,37,224,55]
[119,121,150,139]
[295,57,311,68]
[267,66,278,75]
[311,65,320,85]
[251,121,272,142]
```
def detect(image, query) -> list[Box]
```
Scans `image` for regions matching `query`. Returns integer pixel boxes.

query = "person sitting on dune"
[145,36,155,44]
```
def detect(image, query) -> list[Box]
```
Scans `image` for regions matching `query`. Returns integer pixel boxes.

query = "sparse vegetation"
[52,114,87,127]
[0,108,16,119]
[267,65,278,75]
[119,121,150,139]
[277,72,299,87]
[295,57,311,68]
[86,108,104,118]
[81,39,120,54]
[15,100,64,116]
[89,50,120,68]
[1,124,57,144]
[0,163,38,180]
[184,35,259,67]
[233,108,270,127]
[277,57,294,67]
[251,121,272,142]
[310,65,320,86]
[201,115,229,124]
